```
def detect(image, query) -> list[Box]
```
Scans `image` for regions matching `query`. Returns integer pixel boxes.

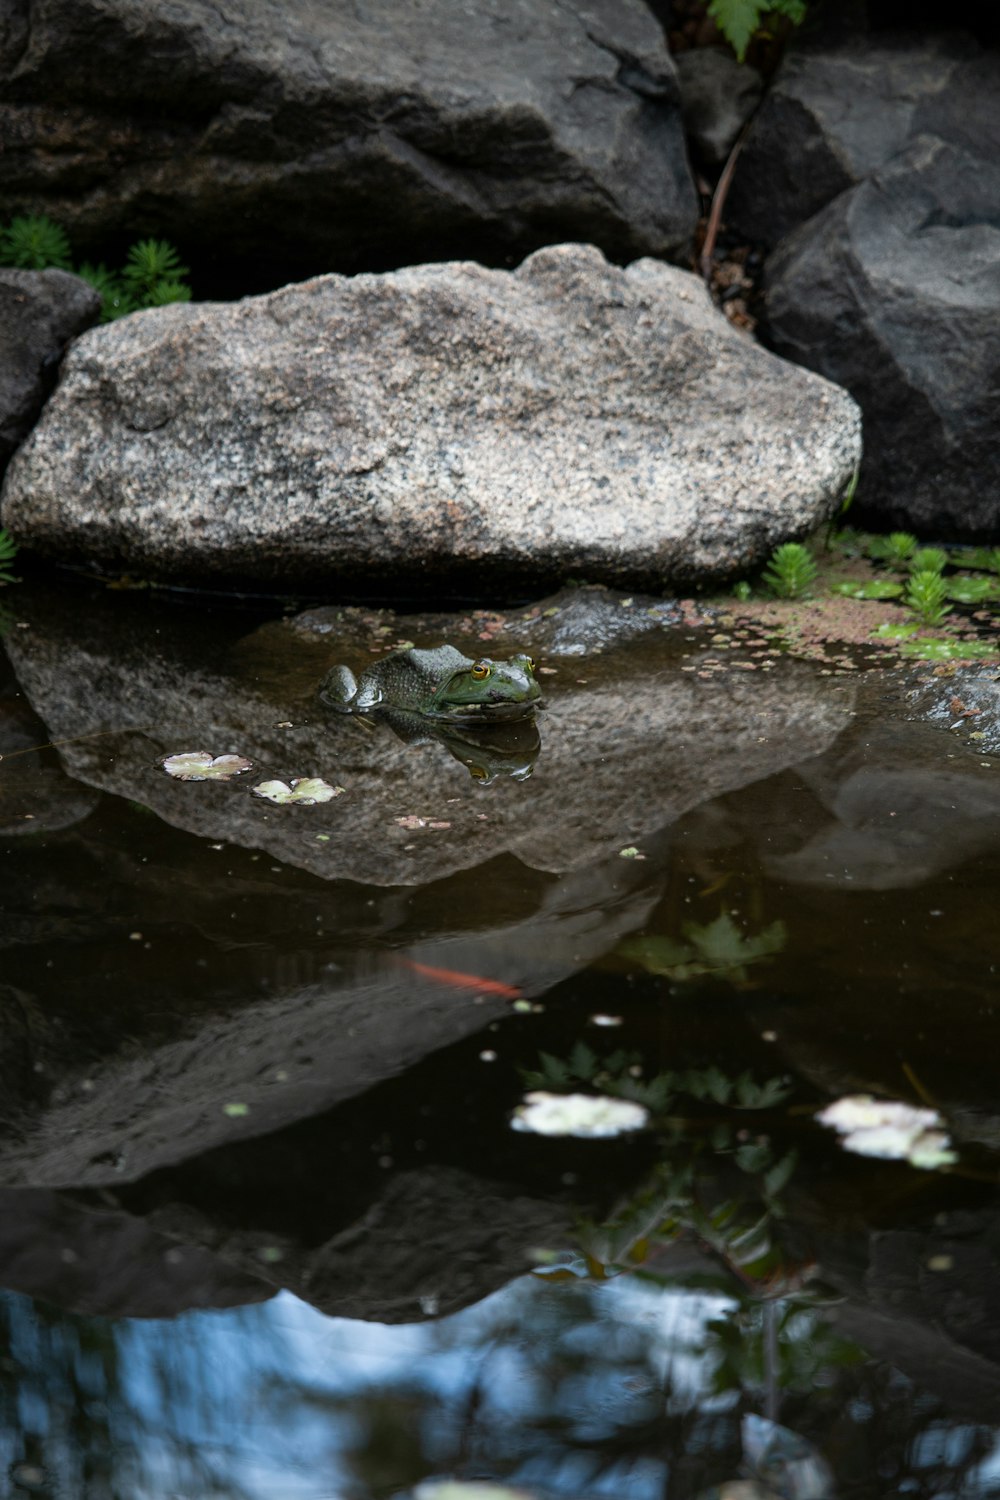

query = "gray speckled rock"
[0,0,697,287]
[0,268,100,476]
[1,244,861,592]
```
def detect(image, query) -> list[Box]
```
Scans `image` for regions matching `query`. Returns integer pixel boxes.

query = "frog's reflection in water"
[375,706,542,784]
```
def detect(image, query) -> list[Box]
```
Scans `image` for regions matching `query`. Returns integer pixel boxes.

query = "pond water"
[1,575,1000,1500]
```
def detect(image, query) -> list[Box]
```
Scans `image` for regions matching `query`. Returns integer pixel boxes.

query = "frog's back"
[370,645,466,710]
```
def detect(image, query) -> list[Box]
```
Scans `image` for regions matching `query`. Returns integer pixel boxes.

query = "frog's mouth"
[432,697,546,722]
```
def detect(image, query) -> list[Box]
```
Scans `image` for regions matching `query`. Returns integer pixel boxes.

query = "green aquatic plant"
[867,531,918,566]
[904,569,951,627]
[1,216,191,320]
[761,542,818,600]
[0,213,72,270]
[946,575,1000,605]
[122,238,190,304]
[910,546,948,575]
[0,529,18,585]
[962,546,1000,575]
[707,0,806,60]
[77,262,135,322]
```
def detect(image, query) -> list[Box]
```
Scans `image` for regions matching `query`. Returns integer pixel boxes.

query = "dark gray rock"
[0,1187,271,1317]
[0,244,861,592]
[0,0,698,288]
[726,31,978,247]
[673,46,762,168]
[763,135,1000,538]
[0,268,100,476]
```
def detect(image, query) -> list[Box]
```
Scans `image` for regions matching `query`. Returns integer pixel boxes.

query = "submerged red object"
[397,956,523,1000]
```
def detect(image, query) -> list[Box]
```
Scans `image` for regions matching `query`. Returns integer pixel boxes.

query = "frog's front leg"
[319,664,360,712]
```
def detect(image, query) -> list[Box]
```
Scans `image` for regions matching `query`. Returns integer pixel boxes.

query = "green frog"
[320,644,543,721]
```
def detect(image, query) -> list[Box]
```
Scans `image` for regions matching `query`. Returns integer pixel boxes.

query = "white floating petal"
[252,777,343,805]
[162,751,252,781]
[510,1090,649,1138]
[817,1094,957,1169]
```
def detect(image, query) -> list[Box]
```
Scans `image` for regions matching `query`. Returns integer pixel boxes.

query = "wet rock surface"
[2,584,856,887]
[0,579,858,1191]
[1,244,861,592]
[0,0,697,290]
[0,268,100,477]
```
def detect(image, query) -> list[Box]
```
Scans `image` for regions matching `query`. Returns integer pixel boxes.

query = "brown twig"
[700,121,752,283]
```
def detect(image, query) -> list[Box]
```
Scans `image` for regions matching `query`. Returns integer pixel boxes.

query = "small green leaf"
[946,575,999,604]
[832,579,903,600]
[707,0,765,59]
[223,1102,250,1118]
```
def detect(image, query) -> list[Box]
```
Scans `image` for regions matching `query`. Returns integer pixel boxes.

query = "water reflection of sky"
[0,1275,741,1499]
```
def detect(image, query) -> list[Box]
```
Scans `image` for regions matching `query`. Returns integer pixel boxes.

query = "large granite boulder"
[0,0,698,290]
[763,135,1000,538]
[0,268,100,477]
[0,244,861,592]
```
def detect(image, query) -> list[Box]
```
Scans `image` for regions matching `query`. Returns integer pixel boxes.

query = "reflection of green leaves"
[522,1049,791,1124]
[681,1067,792,1110]
[0,529,18,585]
[621,914,787,984]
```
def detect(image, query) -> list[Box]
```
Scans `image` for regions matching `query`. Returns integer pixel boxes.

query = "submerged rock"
[3,584,856,890]
[0,0,697,288]
[0,268,100,478]
[1,244,861,592]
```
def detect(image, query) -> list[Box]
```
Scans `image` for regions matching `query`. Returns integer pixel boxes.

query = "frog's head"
[431,653,543,718]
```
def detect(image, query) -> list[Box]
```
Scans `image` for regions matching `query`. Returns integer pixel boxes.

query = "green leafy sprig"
[0,530,18,586]
[0,215,191,322]
[707,0,807,61]
[761,542,818,600]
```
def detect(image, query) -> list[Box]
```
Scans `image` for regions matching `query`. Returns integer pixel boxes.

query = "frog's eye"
[525,657,536,672]
[470,662,492,680]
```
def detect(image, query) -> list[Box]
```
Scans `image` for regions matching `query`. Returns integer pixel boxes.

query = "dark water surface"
[2,577,1000,1500]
